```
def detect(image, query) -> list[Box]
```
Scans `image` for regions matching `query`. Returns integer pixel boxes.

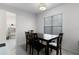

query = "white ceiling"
[3,3,63,14]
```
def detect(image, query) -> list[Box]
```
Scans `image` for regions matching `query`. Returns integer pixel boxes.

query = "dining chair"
[49,33,63,55]
[25,32,29,51]
[30,33,46,55]
[28,30,34,33]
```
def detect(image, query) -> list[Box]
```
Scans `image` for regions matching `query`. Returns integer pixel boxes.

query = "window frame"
[44,13,63,35]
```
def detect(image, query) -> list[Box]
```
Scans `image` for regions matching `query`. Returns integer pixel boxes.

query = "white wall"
[16,11,36,45]
[6,11,16,28]
[0,4,36,45]
[36,4,79,54]
[0,9,6,44]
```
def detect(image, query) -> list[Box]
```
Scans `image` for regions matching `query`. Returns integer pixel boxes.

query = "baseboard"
[0,43,6,47]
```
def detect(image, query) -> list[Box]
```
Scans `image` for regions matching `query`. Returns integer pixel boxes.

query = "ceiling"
[3,3,63,14]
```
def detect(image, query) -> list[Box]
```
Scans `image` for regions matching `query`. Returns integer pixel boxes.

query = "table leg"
[45,41,49,55]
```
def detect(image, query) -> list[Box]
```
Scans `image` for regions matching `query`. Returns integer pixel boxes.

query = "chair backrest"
[28,33,38,46]
[30,33,38,41]
[25,32,29,40]
[28,30,34,33]
[57,33,63,48]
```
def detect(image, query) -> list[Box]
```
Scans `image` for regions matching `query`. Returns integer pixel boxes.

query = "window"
[44,14,63,35]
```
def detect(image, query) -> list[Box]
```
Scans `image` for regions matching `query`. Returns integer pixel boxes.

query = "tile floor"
[16,44,77,55]
[0,39,78,55]
[0,39,16,55]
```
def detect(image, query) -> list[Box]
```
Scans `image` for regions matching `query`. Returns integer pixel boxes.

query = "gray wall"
[36,4,79,54]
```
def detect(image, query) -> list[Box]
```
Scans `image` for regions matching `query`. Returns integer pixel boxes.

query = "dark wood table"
[37,34,58,55]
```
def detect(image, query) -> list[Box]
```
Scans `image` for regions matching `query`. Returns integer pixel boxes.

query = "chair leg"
[26,43,28,51]
[45,47,46,55]
[32,48,33,55]
[60,48,62,55]
[56,49,59,55]
[50,48,52,52]
[37,51,39,55]
[29,45,32,54]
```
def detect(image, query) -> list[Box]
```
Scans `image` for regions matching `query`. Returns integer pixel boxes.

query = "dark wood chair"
[29,30,34,33]
[49,33,63,55]
[25,32,34,54]
[25,32,29,51]
[29,33,46,55]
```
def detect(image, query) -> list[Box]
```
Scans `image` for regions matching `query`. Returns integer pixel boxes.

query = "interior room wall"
[6,11,16,28]
[36,3,79,54]
[0,9,6,44]
[16,11,36,45]
[6,11,16,38]
[0,4,37,46]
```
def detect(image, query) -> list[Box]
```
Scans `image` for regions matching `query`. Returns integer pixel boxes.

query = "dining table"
[37,33,58,55]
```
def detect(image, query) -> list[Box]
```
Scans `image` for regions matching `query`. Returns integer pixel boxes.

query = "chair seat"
[49,42,57,47]
[49,42,58,50]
